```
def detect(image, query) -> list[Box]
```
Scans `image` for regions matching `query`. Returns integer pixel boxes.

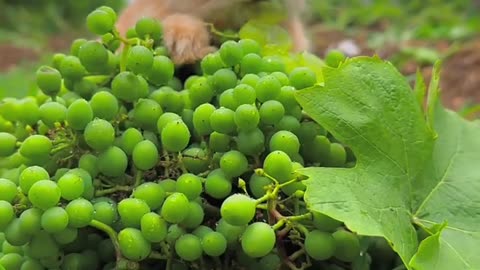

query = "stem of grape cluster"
[133,169,143,187]
[95,185,133,196]
[89,219,122,261]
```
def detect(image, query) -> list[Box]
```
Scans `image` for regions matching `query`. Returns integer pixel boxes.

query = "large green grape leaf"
[295,56,480,269]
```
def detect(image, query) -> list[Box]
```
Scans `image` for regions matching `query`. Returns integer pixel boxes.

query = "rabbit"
[116,0,310,65]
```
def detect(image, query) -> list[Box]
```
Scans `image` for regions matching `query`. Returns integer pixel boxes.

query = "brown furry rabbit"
[116,0,310,65]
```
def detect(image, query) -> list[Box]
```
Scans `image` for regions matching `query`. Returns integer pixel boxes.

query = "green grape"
[325,49,346,68]
[160,192,189,224]
[52,52,66,69]
[2,241,23,255]
[28,180,61,210]
[312,212,342,232]
[181,147,209,174]
[240,73,260,88]
[118,198,150,228]
[219,40,243,66]
[65,198,94,228]
[249,173,272,199]
[238,39,260,55]
[276,85,297,111]
[93,200,118,226]
[180,201,204,229]
[59,55,86,80]
[236,128,265,156]
[192,225,213,239]
[60,253,84,270]
[29,230,59,259]
[57,172,84,201]
[263,151,292,182]
[193,103,215,136]
[147,56,174,86]
[220,194,256,226]
[0,201,14,230]
[18,166,49,194]
[210,107,236,134]
[135,17,162,40]
[0,98,19,122]
[0,253,23,270]
[158,179,176,193]
[275,115,300,133]
[269,130,300,157]
[0,179,17,203]
[259,100,285,125]
[111,71,144,102]
[325,143,347,167]
[220,150,248,178]
[70,38,87,56]
[301,135,330,164]
[261,55,285,73]
[89,91,119,121]
[66,99,93,131]
[4,219,31,246]
[120,128,144,155]
[212,68,237,94]
[53,227,78,245]
[118,228,151,261]
[161,120,190,152]
[39,250,64,268]
[255,75,281,102]
[132,140,159,170]
[84,119,115,151]
[304,230,336,261]
[233,84,256,105]
[289,67,316,90]
[279,161,305,196]
[0,132,16,157]
[241,222,276,258]
[35,66,62,96]
[218,88,238,110]
[127,45,154,75]
[332,230,360,262]
[140,212,167,243]
[175,173,203,200]
[78,41,108,73]
[240,53,262,75]
[202,231,227,257]
[296,121,326,141]
[156,113,181,137]
[201,52,225,75]
[234,104,260,131]
[78,153,99,178]
[86,9,115,35]
[97,146,128,177]
[208,132,231,152]
[97,238,116,262]
[188,77,214,107]
[175,234,202,261]
[259,253,281,270]
[149,87,184,113]
[271,71,289,86]
[133,99,163,130]
[17,97,40,125]
[205,172,232,199]
[166,224,186,244]
[41,207,69,233]
[133,182,166,210]
[18,208,42,235]
[39,101,67,128]
[68,168,94,200]
[19,135,52,160]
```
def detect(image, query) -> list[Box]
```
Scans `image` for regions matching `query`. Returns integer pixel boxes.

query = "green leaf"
[410,99,480,269]
[295,56,480,270]
[295,56,435,265]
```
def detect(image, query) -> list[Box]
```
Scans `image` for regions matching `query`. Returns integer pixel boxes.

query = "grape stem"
[95,185,133,196]
[133,169,143,187]
[89,219,122,262]
[149,251,168,260]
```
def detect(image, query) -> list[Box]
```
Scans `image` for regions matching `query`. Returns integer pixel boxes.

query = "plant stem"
[95,185,133,196]
[134,169,143,187]
[149,251,167,260]
[89,219,121,261]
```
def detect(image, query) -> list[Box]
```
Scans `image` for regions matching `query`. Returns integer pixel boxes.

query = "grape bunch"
[0,5,401,270]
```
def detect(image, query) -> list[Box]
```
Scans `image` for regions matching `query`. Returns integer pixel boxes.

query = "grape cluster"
[0,5,393,270]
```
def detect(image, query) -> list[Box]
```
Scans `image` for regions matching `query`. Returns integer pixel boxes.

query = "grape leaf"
[294,56,435,265]
[295,56,480,269]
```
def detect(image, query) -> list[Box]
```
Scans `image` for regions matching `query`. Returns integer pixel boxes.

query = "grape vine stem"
[89,219,122,261]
